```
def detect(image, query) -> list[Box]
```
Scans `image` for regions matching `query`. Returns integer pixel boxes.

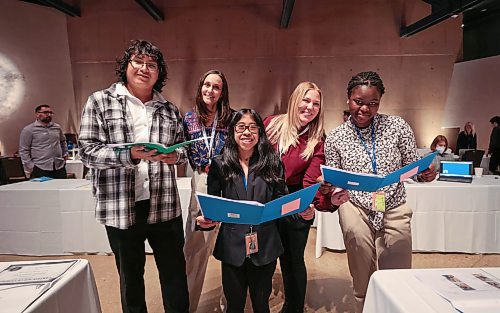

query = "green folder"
[108,137,206,154]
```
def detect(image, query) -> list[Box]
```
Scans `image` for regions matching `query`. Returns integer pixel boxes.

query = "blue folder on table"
[196,183,320,225]
[320,152,437,192]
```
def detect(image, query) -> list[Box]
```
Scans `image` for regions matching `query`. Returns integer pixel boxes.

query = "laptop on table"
[438,161,473,183]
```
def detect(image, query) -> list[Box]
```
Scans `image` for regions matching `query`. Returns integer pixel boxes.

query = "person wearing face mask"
[430,135,455,172]
[183,70,234,312]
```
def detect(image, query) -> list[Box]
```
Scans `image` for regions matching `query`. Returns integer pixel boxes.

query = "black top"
[207,155,287,267]
[456,131,477,151]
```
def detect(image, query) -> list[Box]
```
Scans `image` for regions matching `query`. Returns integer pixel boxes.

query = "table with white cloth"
[362,267,500,313]
[0,178,192,255]
[65,159,84,178]
[0,259,101,313]
[316,175,500,257]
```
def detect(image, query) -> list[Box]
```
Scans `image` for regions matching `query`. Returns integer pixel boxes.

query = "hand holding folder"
[320,152,437,192]
[107,137,207,154]
[196,183,320,225]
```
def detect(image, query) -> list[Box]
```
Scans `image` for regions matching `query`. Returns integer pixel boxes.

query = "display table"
[316,175,500,257]
[0,178,192,255]
[363,267,500,313]
[0,259,101,313]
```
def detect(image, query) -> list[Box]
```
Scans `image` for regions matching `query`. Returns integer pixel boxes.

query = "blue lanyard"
[354,123,377,174]
[242,173,248,190]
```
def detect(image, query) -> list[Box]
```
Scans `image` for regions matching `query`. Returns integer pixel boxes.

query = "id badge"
[245,232,259,256]
[372,191,386,212]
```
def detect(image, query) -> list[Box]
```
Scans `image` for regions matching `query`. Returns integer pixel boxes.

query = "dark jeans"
[278,219,311,313]
[222,259,276,313]
[31,165,67,179]
[105,200,189,313]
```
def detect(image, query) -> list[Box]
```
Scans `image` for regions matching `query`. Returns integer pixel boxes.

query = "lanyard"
[201,111,218,164]
[242,173,248,190]
[354,123,377,174]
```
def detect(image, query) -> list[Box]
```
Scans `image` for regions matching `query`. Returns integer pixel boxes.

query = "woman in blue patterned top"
[183,69,234,312]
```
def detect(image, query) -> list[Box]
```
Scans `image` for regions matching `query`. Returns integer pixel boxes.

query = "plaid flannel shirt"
[79,83,187,229]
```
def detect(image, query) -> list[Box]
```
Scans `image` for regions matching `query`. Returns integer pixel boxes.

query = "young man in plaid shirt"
[79,40,189,313]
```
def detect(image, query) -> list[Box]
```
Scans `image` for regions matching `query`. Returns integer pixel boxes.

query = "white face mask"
[436,146,446,154]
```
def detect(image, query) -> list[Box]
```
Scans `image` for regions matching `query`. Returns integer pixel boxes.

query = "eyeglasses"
[129,59,159,72]
[38,111,54,115]
[234,123,259,134]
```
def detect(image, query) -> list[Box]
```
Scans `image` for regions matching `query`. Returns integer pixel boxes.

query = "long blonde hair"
[266,82,325,160]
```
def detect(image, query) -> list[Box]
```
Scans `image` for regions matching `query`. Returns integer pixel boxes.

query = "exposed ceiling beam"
[280,0,295,28]
[135,0,164,22]
[401,0,486,37]
[21,0,80,17]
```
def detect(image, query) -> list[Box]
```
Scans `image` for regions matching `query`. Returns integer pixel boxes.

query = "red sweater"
[264,115,332,211]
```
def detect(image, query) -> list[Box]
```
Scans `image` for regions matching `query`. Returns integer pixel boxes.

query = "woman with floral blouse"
[324,71,436,313]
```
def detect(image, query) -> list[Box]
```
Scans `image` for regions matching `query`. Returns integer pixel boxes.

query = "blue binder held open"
[321,152,437,192]
[196,183,320,224]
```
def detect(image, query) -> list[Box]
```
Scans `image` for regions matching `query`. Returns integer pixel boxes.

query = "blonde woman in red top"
[264,81,327,312]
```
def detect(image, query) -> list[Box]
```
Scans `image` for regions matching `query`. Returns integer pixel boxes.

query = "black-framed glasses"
[129,59,159,72]
[38,111,54,115]
[234,123,259,134]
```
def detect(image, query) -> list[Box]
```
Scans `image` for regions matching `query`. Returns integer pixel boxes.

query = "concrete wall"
[1,0,496,155]
[0,0,75,155]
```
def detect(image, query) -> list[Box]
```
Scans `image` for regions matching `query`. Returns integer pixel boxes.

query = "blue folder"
[196,183,320,224]
[320,152,437,192]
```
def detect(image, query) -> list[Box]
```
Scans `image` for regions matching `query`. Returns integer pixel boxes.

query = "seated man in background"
[430,135,455,172]
[19,104,68,178]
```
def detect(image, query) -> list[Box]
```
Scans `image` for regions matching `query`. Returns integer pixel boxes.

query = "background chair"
[462,150,485,169]
[0,157,27,185]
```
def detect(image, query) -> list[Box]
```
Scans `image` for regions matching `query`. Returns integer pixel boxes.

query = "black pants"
[222,259,276,313]
[278,219,311,313]
[105,201,189,313]
[31,165,67,179]
[490,149,500,172]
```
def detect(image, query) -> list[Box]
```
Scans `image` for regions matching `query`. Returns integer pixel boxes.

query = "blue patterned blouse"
[183,111,229,170]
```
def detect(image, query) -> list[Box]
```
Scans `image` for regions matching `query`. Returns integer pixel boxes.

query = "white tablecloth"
[363,267,500,313]
[0,178,192,255]
[316,175,500,257]
[65,160,84,179]
[0,259,101,313]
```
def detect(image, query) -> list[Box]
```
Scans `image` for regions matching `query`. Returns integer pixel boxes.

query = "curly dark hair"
[115,39,168,92]
[221,109,283,184]
[347,71,385,98]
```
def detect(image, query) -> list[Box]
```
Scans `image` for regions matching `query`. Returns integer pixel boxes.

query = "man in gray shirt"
[19,104,68,178]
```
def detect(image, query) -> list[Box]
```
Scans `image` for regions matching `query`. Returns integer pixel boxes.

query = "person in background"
[456,121,477,152]
[430,135,455,171]
[343,109,351,123]
[183,69,233,312]
[197,109,300,313]
[324,71,436,313]
[79,39,189,313]
[19,104,68,178]
[264,82,323,312]
[488,116,500,173]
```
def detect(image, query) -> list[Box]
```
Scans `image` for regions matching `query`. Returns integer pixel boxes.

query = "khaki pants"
[338,201,412,313]
[184,171,221,312]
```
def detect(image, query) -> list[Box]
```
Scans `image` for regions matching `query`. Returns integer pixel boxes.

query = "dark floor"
[2,228,500,313]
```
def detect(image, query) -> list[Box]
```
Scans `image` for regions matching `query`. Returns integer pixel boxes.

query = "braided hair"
[347,71,385,97]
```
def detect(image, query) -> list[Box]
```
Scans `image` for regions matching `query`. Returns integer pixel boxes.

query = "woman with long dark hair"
[197,109,304,313]
[183,70,234,312]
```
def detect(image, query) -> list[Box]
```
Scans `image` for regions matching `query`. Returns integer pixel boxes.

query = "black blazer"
[207,155,287,267]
